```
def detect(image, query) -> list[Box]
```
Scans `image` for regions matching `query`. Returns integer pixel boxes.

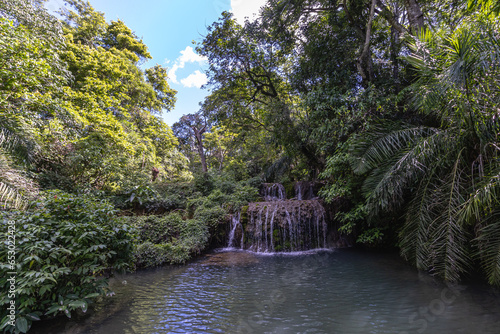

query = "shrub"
[193,173,214,195]
[0,191,135,333]
[134,242,187,267]
[111,182,195,214]
[126,213,209,267]
[193,206,227,228]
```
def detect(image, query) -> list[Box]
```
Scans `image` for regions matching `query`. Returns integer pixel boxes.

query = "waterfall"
[227,212,240,248]
[261,183,286,201]
[294,181,317,200]
[245,200,328,252]
[228,182,330,252]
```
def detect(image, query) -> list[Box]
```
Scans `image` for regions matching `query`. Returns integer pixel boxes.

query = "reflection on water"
[200,250,259,266]
[31,249,500,334]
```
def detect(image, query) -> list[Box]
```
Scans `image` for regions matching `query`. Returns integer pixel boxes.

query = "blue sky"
[45,0,267,125]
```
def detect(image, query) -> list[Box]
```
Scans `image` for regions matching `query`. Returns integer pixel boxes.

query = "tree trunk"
[391,24,400,93]
[357,0,376,85]
[375,0,405,34]
[404,0,424,34]
[193,127,208,173]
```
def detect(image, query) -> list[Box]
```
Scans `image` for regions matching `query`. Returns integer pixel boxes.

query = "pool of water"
[31,249,500,333]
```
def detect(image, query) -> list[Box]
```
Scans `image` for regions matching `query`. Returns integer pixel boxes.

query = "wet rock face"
[244,200,327,252]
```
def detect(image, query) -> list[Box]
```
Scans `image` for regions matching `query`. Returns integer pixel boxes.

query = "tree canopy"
[0,0,187,203]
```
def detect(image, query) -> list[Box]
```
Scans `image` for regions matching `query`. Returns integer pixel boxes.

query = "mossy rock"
[273,229,280,241]
[241,205,249,225]
[284,182,295,199]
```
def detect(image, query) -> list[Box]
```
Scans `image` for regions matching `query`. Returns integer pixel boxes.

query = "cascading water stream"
[227,212,240,248]
[294,181,317,200]
[227,182,329,252]
[261,183,286,201]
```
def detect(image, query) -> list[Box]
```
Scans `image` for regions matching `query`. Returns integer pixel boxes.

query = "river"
[31,248,500,333]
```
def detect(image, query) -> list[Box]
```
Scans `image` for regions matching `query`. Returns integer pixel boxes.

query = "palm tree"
[350,8,500,284]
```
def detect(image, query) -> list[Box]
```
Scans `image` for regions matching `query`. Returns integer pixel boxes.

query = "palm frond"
[426,151,472,282]
[442,28,480,89]
[0,127,39,166]
[399,171,437,268]
[357,10,500,284]
[355,126,453,217]
[0,140,38,210]
[265,154,292,180]
[467,0,500,15]
[474,209,500,285]
[460,165,500,225]
[460,164,500,285]
[350,123,438,175]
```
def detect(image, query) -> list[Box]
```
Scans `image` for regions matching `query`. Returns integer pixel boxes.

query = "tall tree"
[173,113,209,173]
[198,11,325,177]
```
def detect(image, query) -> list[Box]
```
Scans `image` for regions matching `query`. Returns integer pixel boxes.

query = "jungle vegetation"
[2,0,500,332]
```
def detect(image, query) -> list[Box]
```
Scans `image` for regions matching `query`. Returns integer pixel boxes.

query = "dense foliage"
[0,191,134,333]
[350,8,500,283]
[0,0,187,205]
[127,213,209,267]
[0,0,190,332]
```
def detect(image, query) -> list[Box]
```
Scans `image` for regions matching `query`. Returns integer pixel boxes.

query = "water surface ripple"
[32,249,500,334]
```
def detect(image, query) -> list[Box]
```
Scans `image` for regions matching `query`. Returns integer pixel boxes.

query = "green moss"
[241,205,249,225]
[284,182,295,199]
[273,229,280,242]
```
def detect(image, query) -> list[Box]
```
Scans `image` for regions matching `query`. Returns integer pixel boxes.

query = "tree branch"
[341,0,365,40]
[375,0,407,34]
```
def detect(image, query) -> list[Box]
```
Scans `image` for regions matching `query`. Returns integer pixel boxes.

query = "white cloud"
[180,70,208,88]
[168,64,181,84]
[168,46,207,85]
[230,0,267,24]
[179,45,206,64]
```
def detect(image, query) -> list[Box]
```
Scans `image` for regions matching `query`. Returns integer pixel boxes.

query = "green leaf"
[25,313,41,321]
[16,317,28,333]
[68,300,86,309]
[84,292,100,299]
[45,305,62,315]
